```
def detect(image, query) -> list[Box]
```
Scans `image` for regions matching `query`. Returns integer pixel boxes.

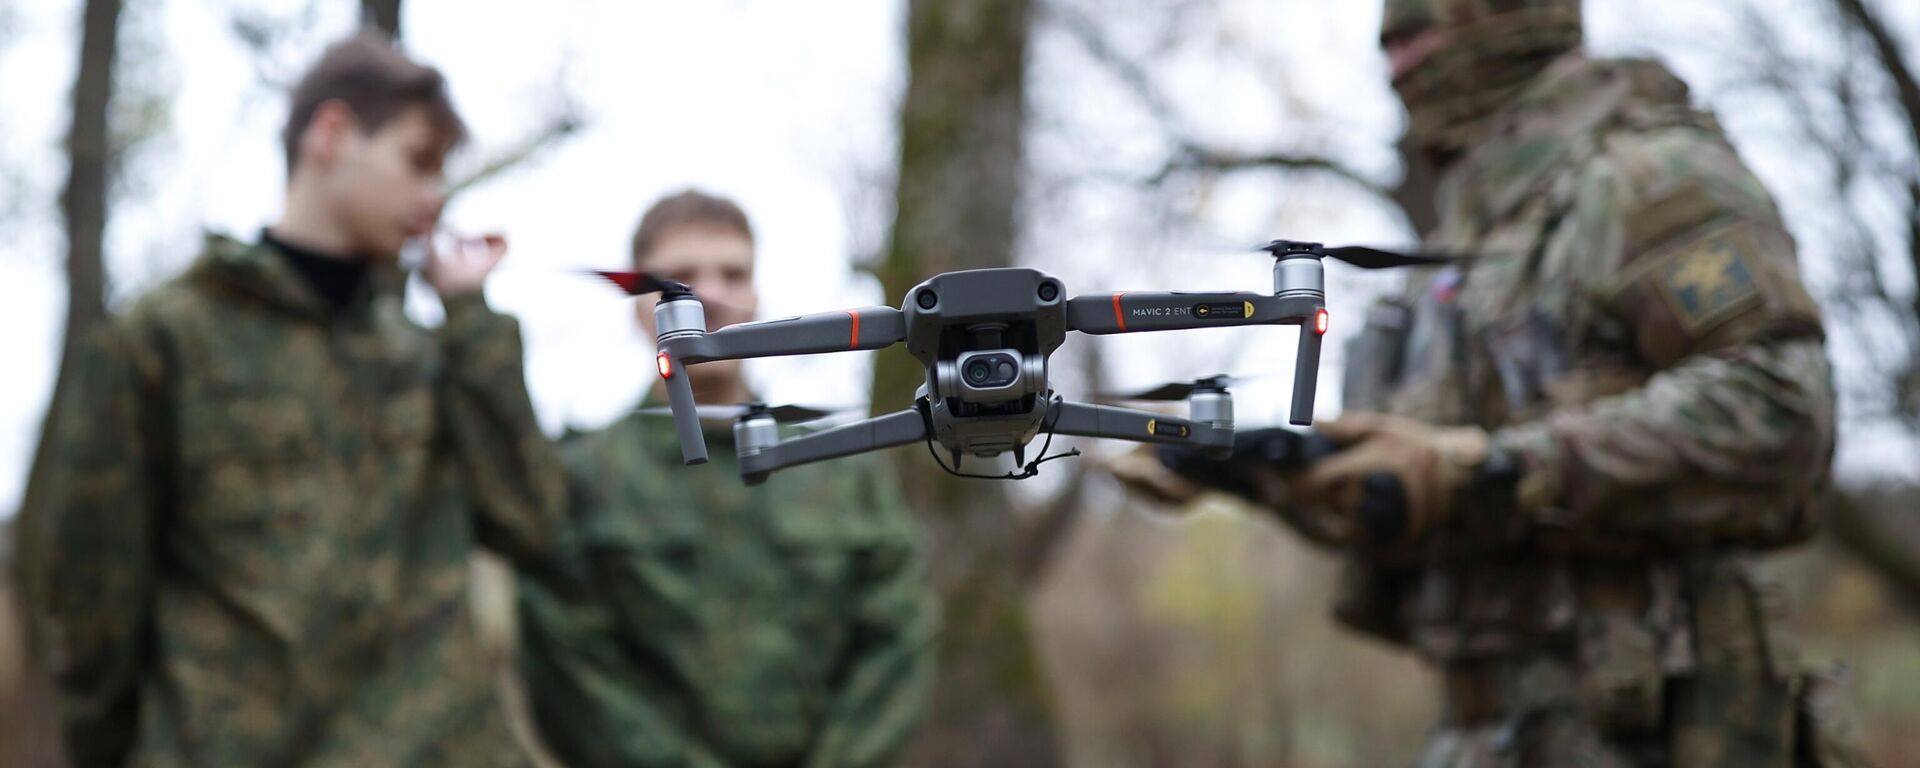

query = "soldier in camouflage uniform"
[1119,1,1867,765]
[22,34,562,767]
[514,190,936,768]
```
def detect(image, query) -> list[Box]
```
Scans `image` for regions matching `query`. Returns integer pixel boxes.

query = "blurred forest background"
[3,1,1919,766]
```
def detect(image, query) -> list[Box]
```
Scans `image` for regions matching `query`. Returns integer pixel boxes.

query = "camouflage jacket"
[515,409,935,768]
[25,235,564,767]
[1334,54,1834,762]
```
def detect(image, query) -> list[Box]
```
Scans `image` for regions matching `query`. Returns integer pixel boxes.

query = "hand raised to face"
[423,232,506,298]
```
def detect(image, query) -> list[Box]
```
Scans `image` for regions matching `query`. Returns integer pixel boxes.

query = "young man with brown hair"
[514,190,936,768]
[24,32,561,767]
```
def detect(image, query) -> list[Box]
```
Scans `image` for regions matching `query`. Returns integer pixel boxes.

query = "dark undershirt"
[261,229,370,313]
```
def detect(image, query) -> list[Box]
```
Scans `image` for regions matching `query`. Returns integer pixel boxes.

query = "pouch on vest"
[1572,564,1687,733]
[1793,662,1871,768]
[1483,306,1571,414]
[1343,299,1413,412]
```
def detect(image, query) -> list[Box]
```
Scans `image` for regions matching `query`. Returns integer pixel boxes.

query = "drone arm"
[1045,400,1233,454]
[654,308,905,466]
[737,408,929,484]
[659,357,709,465]
[1064,292,1321,334]
[673,307,907,364]
[1067,291,1328,425]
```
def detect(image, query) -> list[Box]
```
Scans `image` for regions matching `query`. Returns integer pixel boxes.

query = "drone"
[592,240,1452,485]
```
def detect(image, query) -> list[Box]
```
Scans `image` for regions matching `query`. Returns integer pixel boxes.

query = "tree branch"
[360,0,401,39]
[1831,0,1920,349]
[1832,0,1920,152]
[1046,2,1388,199]
[1829,486,1920,611]
[445,108,585,201]
[1150,146,1387,197]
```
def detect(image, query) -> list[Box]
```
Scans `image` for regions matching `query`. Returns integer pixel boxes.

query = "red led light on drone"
[656,351,674,379]
[1313,308,1330,335]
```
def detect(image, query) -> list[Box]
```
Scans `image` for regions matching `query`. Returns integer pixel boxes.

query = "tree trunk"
[1392,137,1441,238]
[16,0,123,627]
[1828,486,1920,611]
[874,0,1059,764]
[361,0,402,39]
[9,2,125,765]
[56,0,119,379]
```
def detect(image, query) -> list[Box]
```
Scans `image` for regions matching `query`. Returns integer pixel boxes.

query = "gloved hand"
[1102,429,1335,507]
[1171,428,1338,497]
[1296,413,1489,543]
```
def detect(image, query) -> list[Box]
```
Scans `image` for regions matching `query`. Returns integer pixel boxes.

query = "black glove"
[1158,428,1420,547]
[1155,428,1340,501]
[1353,449,1521,548]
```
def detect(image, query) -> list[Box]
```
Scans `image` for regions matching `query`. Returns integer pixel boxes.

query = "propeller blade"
[765,404,842,423]
[1098,374,1240,403]
[1321,245,1464,270]
[584,270,691,297]
[638,404,734,420]
[1101,382,1195,402]
[638,402,852,424]
[1258,239,1471,270]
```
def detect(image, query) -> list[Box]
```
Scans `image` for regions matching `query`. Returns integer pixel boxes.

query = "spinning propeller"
[639,402,852,424]
[1260,239,1469,270]
[584,270,692,297]
[1097,374,1249,403]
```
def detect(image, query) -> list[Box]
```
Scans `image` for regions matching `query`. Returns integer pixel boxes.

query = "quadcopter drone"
[594,240,1451,485]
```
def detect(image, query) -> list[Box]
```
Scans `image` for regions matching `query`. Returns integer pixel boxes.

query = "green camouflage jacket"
[1333,54,1835,766]
[515,409,935,768]
[25,235,563,767]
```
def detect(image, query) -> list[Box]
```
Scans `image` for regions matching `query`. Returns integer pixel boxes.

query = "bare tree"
[8,1,125,763]
[872,0,1063,764]
[361,0,401,39]
[56,0,120,368]
[1832,0,1920,327]
[15,0,125,600]
[226,2,588,207]
[445,103,586,202]
[1041,1,1407,233]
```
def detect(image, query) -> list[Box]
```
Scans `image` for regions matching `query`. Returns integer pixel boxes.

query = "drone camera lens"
[996,361,1015,380]
[967,361,991,384]
[1037,282,1059,302]
[917,290,938,310]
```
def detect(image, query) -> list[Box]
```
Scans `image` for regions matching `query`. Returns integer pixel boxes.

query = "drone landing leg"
[1290,325,1322,426]
[661,353,709,465]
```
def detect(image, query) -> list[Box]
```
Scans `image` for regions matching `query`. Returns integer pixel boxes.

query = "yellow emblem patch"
[1658,231,1762,335]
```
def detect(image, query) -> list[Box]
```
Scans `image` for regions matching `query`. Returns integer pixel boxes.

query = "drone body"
[907,268,1066,460]
[595,240,1443,485]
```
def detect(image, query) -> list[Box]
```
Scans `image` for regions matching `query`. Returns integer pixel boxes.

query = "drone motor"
[1269,241,1326,299]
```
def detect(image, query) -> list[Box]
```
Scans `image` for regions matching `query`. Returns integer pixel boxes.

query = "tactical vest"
[1336,54,1828,733]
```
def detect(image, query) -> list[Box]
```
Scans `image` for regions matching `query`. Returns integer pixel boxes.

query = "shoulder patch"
[1655,225,1763,335]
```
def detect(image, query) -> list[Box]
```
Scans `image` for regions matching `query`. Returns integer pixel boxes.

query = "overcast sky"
[3,0,1917,516]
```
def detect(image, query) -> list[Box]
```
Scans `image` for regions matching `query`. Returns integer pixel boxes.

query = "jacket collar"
[196,233,408,323]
